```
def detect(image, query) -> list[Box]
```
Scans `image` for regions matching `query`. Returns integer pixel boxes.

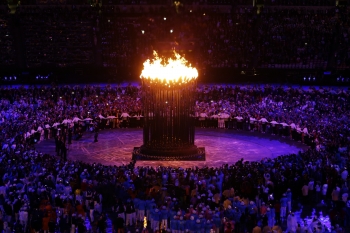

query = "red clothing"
[76,204,85,217]
[42,216,50,231]
[81,182,88,192]
[274,202,281,213]
[260,205,267,215]
[224,221,234,233]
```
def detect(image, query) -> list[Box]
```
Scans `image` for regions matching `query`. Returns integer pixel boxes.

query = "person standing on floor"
[94,125,99,142]
[125,200,136,226]
[160,206,169,231]
[286,189,292,213]
[280,194,288,222]
[113,214,125,233]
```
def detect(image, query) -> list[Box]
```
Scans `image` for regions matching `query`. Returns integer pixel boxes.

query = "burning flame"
[140,51,198,84]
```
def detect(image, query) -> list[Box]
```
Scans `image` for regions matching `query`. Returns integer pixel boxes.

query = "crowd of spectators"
[0,1,350,233]
[99,16,136,68]
[1,3,350,70]
[194,7,257,68]
[100,0,165,4]
[333,7,350,70]
[1,84,349,152]
[0,8,16,67]
[262,0,334,6]
[255,8,335,69]
[0,83,349,232]
[92,7,349,69]
[194,85,350,151]
[10,0,339,6]
[17,6,94,68]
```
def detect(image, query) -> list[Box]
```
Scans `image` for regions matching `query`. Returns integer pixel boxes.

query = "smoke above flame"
[140,50,198,84]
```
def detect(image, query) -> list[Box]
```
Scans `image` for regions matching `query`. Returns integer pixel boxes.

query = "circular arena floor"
[36,128,308,168]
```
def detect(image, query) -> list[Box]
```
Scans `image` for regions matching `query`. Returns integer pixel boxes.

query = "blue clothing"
[195,222,202,232]
[170,218,179,230]
[138,199,146,210]
[233,210,241,223]
[238,204,246,213]
[169,201,177,209]
[80,173,88,180]
[160,209,169,220]
[185,219,191,231]
[280,197,288,207]
[133,198,140,209]
[146,199,155,211]
[190,213,198,220]
[232,201,240,209]
[200,218,207,230]
[267,208,275,219]
[205,222,214,233]
[169,209,177,219]
[187,219,196,231]
[286,192,292,201]
[178,219,186,231]
[213,216,222,229]
[150,209,161,221]
[248,204,257,215]
[56,183,64,194]
[16,183,23,190]
[162,173,168,185]
[224,209,234,220]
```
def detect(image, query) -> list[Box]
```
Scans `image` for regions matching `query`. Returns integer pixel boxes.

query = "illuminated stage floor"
[36,128,308,168]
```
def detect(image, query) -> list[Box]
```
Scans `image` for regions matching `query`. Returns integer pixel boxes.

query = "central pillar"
[132,51,205,161]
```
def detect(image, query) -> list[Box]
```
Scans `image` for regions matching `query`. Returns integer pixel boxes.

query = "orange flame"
[140,51,198,84]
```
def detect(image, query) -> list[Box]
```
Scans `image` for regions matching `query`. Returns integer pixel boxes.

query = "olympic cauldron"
[132,51,205,161]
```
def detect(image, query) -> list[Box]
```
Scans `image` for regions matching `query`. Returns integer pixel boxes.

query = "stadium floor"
[35,128,308,168]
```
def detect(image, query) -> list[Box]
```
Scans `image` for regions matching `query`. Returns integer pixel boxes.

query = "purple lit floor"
[36,128,308,168]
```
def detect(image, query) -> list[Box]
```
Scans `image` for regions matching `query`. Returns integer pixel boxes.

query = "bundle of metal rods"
[140,78,197,157]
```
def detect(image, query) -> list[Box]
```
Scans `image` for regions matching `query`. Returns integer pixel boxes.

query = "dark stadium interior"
[0,0,349,84]
[0,0,350,233]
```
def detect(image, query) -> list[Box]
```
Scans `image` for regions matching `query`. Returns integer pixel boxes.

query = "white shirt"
[235,116,243,121]
[290,123,296,129]
[121,112,130,118]
[270,120,278,126]
[260,118,268,123]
